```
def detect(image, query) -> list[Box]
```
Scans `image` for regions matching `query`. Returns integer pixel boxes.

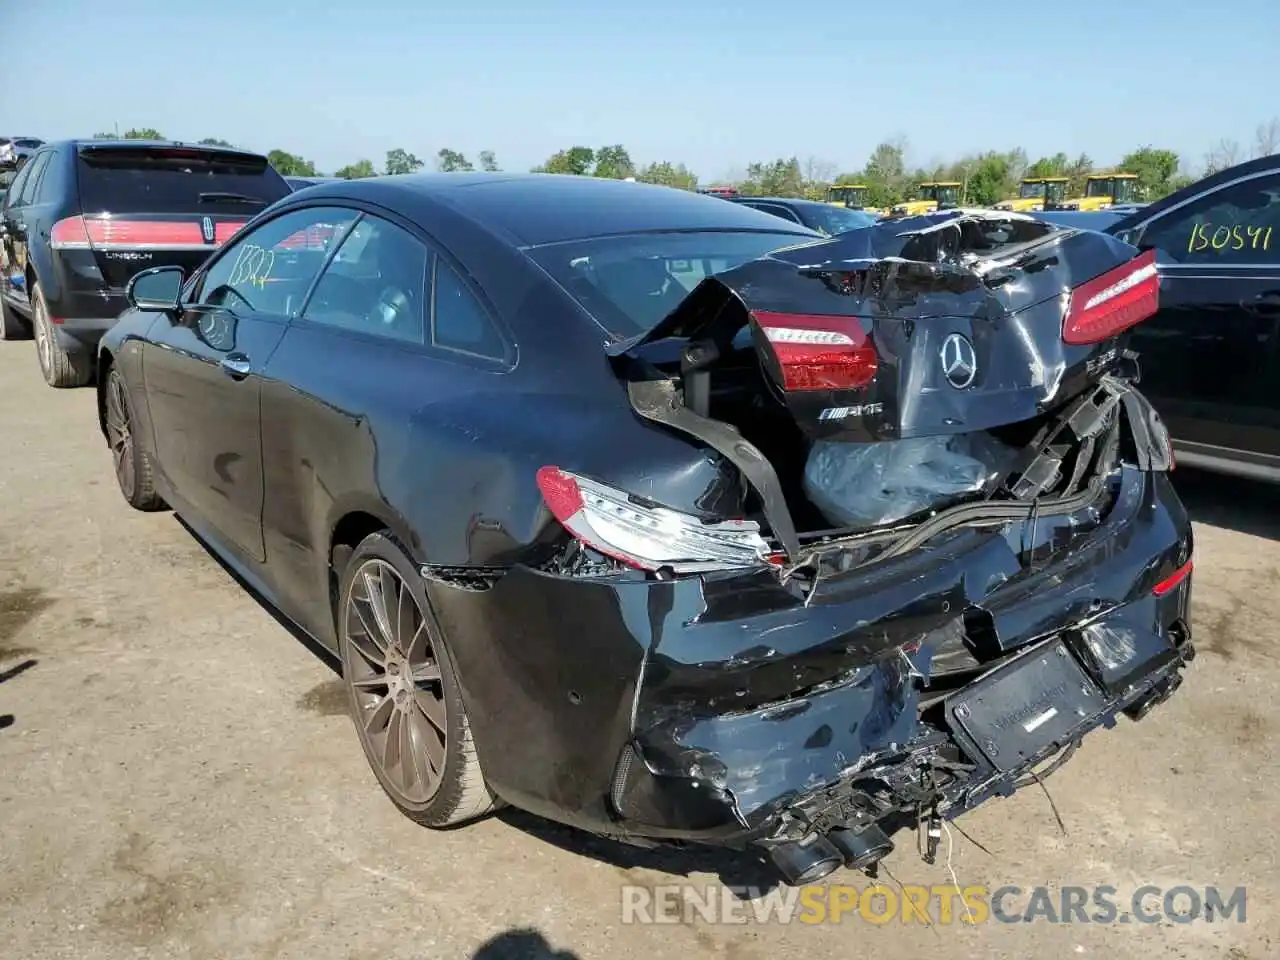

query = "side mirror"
[126,266,185,312]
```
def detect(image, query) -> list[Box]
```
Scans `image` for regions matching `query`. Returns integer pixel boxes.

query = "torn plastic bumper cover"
[607,460,1192,876]
[434,398,1192,880]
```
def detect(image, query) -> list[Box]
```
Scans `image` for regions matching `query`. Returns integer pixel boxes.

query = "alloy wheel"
[343,559,448,804]
[104,372,135,496]
[34,298,52,379]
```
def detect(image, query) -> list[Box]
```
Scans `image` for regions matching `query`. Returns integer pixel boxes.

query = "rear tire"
[0,297,30,340]
[104,367,166,512]
[338,531,497,828]
[32,284,92,387]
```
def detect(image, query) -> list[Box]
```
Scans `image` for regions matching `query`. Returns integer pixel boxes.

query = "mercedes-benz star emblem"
[940,333,977,389]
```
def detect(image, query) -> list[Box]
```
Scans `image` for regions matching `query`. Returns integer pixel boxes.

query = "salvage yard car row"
[0,135,1270,887]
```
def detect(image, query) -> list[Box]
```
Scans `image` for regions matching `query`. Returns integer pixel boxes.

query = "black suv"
[0,140,291,386]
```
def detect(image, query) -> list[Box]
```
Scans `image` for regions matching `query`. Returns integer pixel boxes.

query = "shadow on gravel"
[174,517,340,674]
[0,659,37,685]
[497,807,780,895]
[1173,468,1280,541]
[471,929,581,959]
[0,586,54,648]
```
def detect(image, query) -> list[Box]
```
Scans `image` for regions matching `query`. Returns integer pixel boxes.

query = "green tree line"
[90,117,1280,203]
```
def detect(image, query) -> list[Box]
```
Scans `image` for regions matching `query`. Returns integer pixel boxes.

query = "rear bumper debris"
[430,464,1193,879]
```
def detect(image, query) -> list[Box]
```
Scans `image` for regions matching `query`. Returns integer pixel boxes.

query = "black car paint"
[97,178,1193,871]
[1045,159,1280,481]
[0,140,290,359]
[285,176,343,191]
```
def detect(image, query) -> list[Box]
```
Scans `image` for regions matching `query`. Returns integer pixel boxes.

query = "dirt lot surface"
[0,343,1276,960]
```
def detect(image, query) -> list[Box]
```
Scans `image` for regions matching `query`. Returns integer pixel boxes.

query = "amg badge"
[819,402,884,421]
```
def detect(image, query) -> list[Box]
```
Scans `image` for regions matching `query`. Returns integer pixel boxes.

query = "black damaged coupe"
[97,175,1195,886]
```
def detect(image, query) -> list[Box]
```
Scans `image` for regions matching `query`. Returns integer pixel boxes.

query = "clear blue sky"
[4,0,1277,180]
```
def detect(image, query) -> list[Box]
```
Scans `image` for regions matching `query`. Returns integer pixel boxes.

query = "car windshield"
[14,139,42,148]
[804,205,878,235]
[526,230,817,339]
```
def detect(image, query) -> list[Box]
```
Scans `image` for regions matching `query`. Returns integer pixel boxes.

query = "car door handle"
[220,354,252,379]
[1243,291,1280,315]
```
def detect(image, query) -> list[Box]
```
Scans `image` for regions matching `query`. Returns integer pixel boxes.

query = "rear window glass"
[76,148,290,214]
[526,230,816,338]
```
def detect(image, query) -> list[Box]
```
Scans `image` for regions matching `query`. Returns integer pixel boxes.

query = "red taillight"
[50,216,92,249]
[279,223,338,250]
[535,466,772,573]
[536,466,584,520]
[1152,557,1193,597]
[49,215,243,250]
[751,311,879,391]
[215,220,247,244]
[1062,249,1159,345]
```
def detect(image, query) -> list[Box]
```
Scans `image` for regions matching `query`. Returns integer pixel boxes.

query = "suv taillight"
[49,216,93,249]
[49,215,247,250]
[1062,249,1159,345]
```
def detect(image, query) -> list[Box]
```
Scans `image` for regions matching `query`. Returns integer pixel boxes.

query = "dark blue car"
[94,181,1194,887]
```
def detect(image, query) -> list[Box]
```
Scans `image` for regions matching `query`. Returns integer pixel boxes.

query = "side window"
[765,204,804,224]
[746,201,802,224]
[431,259,505,359]
[15,155,48,206]
[195,206,357,317]
[1141,173,1280,265]
[32,151,63,203]
[2,163,31,210]
[301,215,429,344]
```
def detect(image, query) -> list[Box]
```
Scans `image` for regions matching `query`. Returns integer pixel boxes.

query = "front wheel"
[338,532,497,827]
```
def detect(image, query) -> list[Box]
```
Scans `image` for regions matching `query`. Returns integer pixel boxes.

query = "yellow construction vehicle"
[889,181,962,217]
[993,176,1070,213]
[826,184,886,217]
[1059,173,1142,211]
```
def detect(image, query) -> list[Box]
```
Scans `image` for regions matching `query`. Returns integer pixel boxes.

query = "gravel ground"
[0,342,1275,959]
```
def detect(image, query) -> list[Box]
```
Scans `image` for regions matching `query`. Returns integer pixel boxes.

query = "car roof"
[289,173,820,246]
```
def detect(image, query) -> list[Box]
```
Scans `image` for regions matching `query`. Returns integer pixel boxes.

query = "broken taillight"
[1152,558,1193,597]
[535,466,772,574]
[1062,249,1159,345]
[751,311,879,391]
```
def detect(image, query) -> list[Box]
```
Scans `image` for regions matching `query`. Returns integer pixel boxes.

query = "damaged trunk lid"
[606,211,1168,557]
[609,211,1158,443]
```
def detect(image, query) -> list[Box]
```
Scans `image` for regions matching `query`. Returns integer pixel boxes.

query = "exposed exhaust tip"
[767,834,843,886]
[828,824,894,871]
[1123,673,1183,722]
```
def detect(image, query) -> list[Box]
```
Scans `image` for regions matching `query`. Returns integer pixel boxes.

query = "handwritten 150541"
[1187,222,1272,254]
